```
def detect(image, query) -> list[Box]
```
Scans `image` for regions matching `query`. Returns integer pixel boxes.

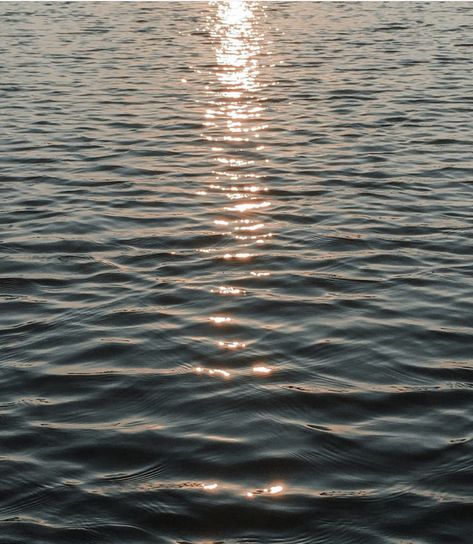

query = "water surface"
[1,2,473,543]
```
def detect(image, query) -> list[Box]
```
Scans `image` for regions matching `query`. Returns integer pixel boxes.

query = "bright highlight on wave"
[225,201,271,213]
[246,484,284,498]
[218,341,246,349]
[253,365,272,374]
[223,252,252,259]
[211,286,246,295]
[195,367,231,378]
[236,222,265,231]
[209,316,232,324]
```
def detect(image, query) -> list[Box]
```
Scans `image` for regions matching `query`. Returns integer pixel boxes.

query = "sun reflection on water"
[202,2,275,385]
[253,365,272,375]
[218,340,246,349]
[247,484,285,498]
[211,285,246,295]
[206,0,269,197]
[193,0,281,501]
[211,0,261,93]
[209,316,232,324]
[196,366,231,378]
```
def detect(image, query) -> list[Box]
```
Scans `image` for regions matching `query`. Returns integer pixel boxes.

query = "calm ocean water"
[1,1,472,543]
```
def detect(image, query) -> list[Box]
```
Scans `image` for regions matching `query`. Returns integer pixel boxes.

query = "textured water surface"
[1,2,473,543]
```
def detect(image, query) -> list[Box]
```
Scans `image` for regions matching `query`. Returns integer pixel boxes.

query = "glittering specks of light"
[251,271,270,277]
[218,341,246,350]
[223,252,253,260]
[209,316,232,324]
[246,484,284,498]
[195,367,231,379]
[211,286,246,296]
[225,201,271,213]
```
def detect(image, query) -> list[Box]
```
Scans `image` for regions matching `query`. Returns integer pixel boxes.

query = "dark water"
[1,1,473,542]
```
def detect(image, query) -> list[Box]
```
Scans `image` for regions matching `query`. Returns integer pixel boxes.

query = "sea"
[1,2,472,543]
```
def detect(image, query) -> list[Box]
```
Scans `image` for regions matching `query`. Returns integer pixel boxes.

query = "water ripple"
[1,1,472,543]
